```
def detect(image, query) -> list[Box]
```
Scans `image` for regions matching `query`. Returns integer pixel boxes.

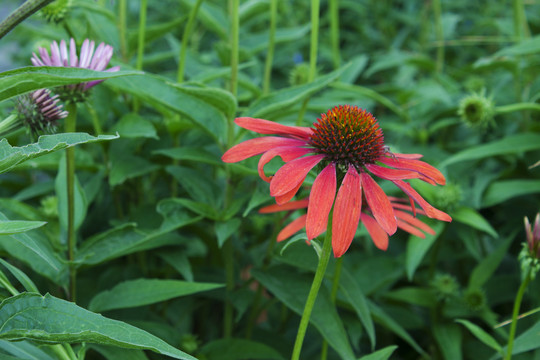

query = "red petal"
[235,117,313,140]
[360,214,389,250]
[389,202,427,216]
[306,164,336,240]
[259,199,309,213]
[366,164,420,181]
[393,180,452,222]
[332,166,362,258]
[394,210,436,235]
[270,155,324,197]
[361,172,397,235]
[258,146,313,182]
[397,219,426,238]
[393,152,423,159]
[378,157,446,185]
[222,137,306,163]
[277,215,307,241]
[275,180,304,205]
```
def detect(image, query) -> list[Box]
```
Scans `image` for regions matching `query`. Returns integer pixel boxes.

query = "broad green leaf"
[0,67,139,102]
[433,323,462,360]
[0,133,118,174]
[215,219,241,248]
[90,344,149,360]
[198,338,284,360]
[106,74,235,143]
[159,251,194,282]
[55,156,87,233]
[0,293,197,360]
[112,113,158,139]
[406,222,444,280]
[109,152,161,186]
[89,279,223,312]
[482,180,540,208]
[0,259,39,293]
[252,266,356,360]
[0,340,56,360]
[153,147,222,166]
[455,319,502,354]
[169,198,220,220]
[440,133,540,167]
[468,235,513,290]
[357,346,398,360]
[453,207,498,238]
[0,220,46,235]
[244,64,350,119]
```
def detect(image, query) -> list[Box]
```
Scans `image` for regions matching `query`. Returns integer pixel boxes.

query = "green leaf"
[433,323,463,360]
[440,133,540,167]
[153,147,222,166]
[0,293,197,360]
[90,345,150,360]
[0,259,39,293]
[89,278,223,312]
[509,319,540,355]
[159,251,194,282]
[0,133,118,175]
[468,235,513,290]
[406,222,444,280]
[383,287,437,308]
[198,338,285,360]
[109,152,161,187]
[0,220,46,235]
[452,207,498,237]
[455,319,502,354]
[0,339,56,360]
[215,219,241,248]
[495,35,540,56]
[112,113,158,139]
[0,67,139,102]
[252,266,356,360]
[244,64,350,119]
[482,180,540,208]
[357,346,398,360]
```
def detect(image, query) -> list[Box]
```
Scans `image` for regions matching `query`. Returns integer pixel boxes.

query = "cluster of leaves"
[0,0,539,359]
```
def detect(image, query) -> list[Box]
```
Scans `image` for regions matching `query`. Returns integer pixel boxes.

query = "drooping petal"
[392,153,423,159]
[306,164,336,240]
[275,180,304,205]
[361,172,397,235]
[277,215,307,242]
[393,180,452,222]
[366,164,421,181]
[396,219,426,238]
[258,146,313,182]
[259,199,309,213]
[360,214,388,250]
[389,202,426,216]
[394,210,436,235]
[222,137,306,163]
[379,157,446,185]
[270,154,324,197]
[235,117,313,140]
[332,165,362,258]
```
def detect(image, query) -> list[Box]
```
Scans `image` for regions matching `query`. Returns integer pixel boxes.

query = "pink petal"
[360,214,388,250]
[50,41,61,66]
[361,172,397,235]
[259,199,309,213]
[389,202,426,216]
[379,157,446,185]
[235,117,313,140]
[394,210,435,235]
[38,47,51,65]
[366,164,421,181]
[270,155,324,197]
[393,153,423,159]
[306,164,336,240]
[69,38,78,67]
[393,180,452,222]
[258,146,313,182]
[222,137,306,163]
[59,40,68,66]
[397,219,426,238]
[275,180,304,205]
[332,166,362,258]
[277,215,307,242]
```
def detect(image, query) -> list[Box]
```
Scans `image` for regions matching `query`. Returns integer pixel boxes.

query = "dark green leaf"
[198,338,284,360]
[455,319,502,354]
[0,220,46,235]
[482,180,540,208]
[468,235,513,290]
[433,323,463,360]
[406,222,445,280]
[0,259,39,293]
[0,339,56,360]
[453,207,498,237]
[112,113,158,139]
[357,346,398,360]
[153,147,222,166]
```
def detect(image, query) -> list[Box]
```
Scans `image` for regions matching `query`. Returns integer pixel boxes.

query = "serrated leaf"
[0,133,118,174]
[0,67,139,102]
[0,293,197,360]
[455,319,502,354]
[0,220,46,235]
[89,279,223,312]
[482,180,540,208]
[453,207,498,238]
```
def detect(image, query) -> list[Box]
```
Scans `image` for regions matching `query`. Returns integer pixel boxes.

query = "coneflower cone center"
[309,105,385,171]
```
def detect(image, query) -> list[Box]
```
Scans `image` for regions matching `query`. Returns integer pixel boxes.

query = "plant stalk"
[0,0,55,40]
[505,269,532,360]
[321,255,342,360]
[329,0,340,69]
[64,102,77,302]
[177,0,204,83]
[262,0,278,94]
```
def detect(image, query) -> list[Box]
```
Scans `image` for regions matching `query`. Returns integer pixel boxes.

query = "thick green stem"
[496,103,540,114]
[291,213,333,360]
[321,256,343,360]
[0,114,19,136]
[177,0,204,83]
[64,103,77,302]
[505,270,532,360]
[229,0,239,98]
[0,0,55,40]
[50,344,75,360]
[512,0,529,41]
[118,0,127,60]
[432,0,444,73]
[329,0,340,69]
[262,0,278,94]
[0,275,19,296]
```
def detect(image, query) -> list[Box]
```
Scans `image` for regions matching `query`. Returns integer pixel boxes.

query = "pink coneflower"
[260,197,436,251]
[222,105,451,257]
[31,38,120,101]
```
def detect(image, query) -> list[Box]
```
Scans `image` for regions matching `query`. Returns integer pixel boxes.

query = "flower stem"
[133,0,148,112]
[262,0,277,94]
[329,0,340,70]
[0,0,55,40]
[291,213,333,360]
[177,0,204,83]
[229,0,239,98]
[495,103,540,114]
[505,269,532,360]
[320,255,342,360]
[0,114,19,136]
[512,0,529,41]
[118,0,128,61]
[64,102,77,302]
[432,0,444,73]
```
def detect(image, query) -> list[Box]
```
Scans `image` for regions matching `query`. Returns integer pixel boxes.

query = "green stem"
[0,114,20,136]
[50,344,75,360]
[118,0,127,60]
[432,0,444,73]
[321,256,343,360]
[0,0,55,40]
[505,269,532,360]
[495,103,540,114]
[512,0,529,41]
[0,275,19,296]
[229,0,239,98]
[262,0,278,94]
[133,0,148,112]
[329,0,340,69]
[291,213,333,360]
[65,103,77,302]
[223,238,234,338]
[177,0,204,83]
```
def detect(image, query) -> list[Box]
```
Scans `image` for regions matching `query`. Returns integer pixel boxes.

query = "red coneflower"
[223,105,451,257]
